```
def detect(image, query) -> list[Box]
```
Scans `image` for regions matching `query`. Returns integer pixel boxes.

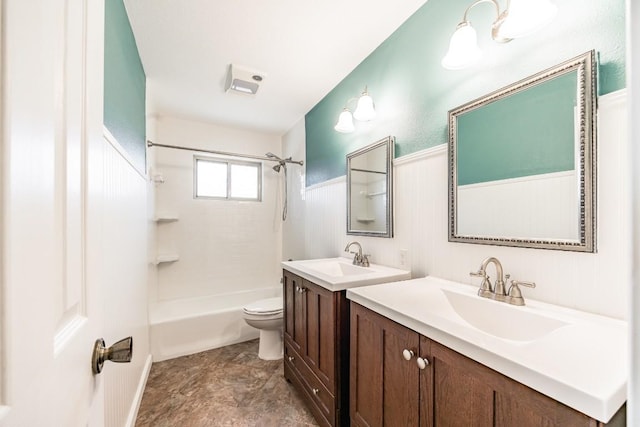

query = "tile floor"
[135,339,319,427]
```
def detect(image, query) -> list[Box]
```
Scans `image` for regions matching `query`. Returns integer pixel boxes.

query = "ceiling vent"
[224,64,266,96]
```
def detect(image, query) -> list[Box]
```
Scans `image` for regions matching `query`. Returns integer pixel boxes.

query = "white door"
[1,0,108,425]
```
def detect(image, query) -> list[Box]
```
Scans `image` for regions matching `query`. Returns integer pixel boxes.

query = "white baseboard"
[124,354,153,427]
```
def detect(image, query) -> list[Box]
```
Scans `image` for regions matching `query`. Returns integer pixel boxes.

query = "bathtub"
[149,287,281,361]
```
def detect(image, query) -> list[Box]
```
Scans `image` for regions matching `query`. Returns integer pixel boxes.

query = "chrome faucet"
[470,257,507,300]
[469,257,536,305]
[344,241,370,267]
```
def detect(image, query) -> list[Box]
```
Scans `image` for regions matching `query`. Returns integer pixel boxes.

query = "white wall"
[282,118,307,261]
[295,90,629,320]
[628,1,640,422]
[150,116,284,302]
[146,116,159,310]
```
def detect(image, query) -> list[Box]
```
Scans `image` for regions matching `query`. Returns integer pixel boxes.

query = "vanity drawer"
[285,341,336,426]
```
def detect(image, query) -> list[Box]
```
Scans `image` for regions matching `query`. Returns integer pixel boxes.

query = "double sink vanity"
[281,254,627,427]
[280,51,626,426]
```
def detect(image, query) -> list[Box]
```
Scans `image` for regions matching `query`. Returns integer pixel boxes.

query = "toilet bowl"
[242,297,283,360]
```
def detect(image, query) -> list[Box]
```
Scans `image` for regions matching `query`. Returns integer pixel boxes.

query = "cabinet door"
[350,303,420,427]
[283,270,305,353]
[494,374,596,427]
[428,341,494,427]
[303,279,336,388]
[427,341,602,427]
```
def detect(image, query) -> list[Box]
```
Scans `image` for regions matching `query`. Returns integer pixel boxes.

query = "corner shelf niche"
[154,254,180,265]
[154,213,179,265]
[154,213,179,223]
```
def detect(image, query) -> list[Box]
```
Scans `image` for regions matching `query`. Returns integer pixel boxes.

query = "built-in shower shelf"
[154,214,179,223]
[154,254,180,265]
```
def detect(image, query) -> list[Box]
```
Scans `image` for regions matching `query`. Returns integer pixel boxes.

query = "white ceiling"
[123,0,427,135]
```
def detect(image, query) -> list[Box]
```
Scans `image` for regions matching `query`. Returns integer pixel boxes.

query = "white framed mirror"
[448,51,597,252]
[347,136,394,238]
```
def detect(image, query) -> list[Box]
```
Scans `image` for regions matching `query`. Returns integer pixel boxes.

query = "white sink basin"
[346,276,627,423]
[442,289,568,342]
[303,260,371,277]
[282,257,411,291]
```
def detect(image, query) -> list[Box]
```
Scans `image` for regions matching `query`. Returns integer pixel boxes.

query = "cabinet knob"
[417,356,430,370]
[402,349,415,361]
[288,356,294,362]
[312,388,319,395]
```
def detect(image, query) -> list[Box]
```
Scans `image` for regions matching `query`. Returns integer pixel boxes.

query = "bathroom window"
[194,156,262,201]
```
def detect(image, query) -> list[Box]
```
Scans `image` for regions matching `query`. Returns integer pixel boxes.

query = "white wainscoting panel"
[102,132,151,427]
[305,177,347,260]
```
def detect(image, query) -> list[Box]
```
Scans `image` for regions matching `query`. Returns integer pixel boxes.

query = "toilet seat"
[242,312,282,322]
[243,297,283,316]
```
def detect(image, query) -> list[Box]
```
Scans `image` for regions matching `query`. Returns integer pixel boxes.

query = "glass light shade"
[441,22,482,70]
[353,94,376,121]
[334,109,355,133]
[496,0,557,39]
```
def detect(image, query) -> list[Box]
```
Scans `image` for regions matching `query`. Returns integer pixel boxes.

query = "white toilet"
[242,296,284,360]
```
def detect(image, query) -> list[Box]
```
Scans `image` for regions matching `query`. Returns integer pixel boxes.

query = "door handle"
[92,336,133,374]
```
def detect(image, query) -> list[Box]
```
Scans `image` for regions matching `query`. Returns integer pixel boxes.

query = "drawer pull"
[312,388,319,395]
[288,356,294,362]
[417,356,430,370]
[402,349,415,361]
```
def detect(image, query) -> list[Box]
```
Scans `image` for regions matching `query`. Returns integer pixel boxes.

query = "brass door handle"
[92,336,133,374]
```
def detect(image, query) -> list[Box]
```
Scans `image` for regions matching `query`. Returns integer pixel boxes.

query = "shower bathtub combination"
[149,287,281,361]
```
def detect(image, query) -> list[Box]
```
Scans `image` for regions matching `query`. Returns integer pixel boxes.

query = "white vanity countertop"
[281,257,411,292]
[346,276,627,423]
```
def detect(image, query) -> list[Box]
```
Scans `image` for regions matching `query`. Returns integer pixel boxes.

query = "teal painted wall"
[104,0,146,172]
[457,71,576,185]
[305,0,625,187]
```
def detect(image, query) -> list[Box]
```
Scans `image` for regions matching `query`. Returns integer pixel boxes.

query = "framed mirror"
[347,136,394,237]
[448,51,596,252]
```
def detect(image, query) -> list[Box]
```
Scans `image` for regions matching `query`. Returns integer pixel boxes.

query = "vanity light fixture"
[334,86,377,133]
[441,0,557,70]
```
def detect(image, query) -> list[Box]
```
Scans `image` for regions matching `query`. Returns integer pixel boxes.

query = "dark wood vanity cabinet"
[350,301,421,426]
[283,270,350,427]
[350,302,625,427]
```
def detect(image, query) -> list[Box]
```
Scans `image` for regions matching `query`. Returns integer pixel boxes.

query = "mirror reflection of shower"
[266,152,290,221]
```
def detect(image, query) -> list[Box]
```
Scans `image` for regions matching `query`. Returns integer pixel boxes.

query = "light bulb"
[496,0,557,39]
[334,109,355,133]
[441,22,482,70]
[353,93,376,121]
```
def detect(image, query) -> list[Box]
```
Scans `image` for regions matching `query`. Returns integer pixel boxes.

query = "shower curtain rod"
[146,140,304,166]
